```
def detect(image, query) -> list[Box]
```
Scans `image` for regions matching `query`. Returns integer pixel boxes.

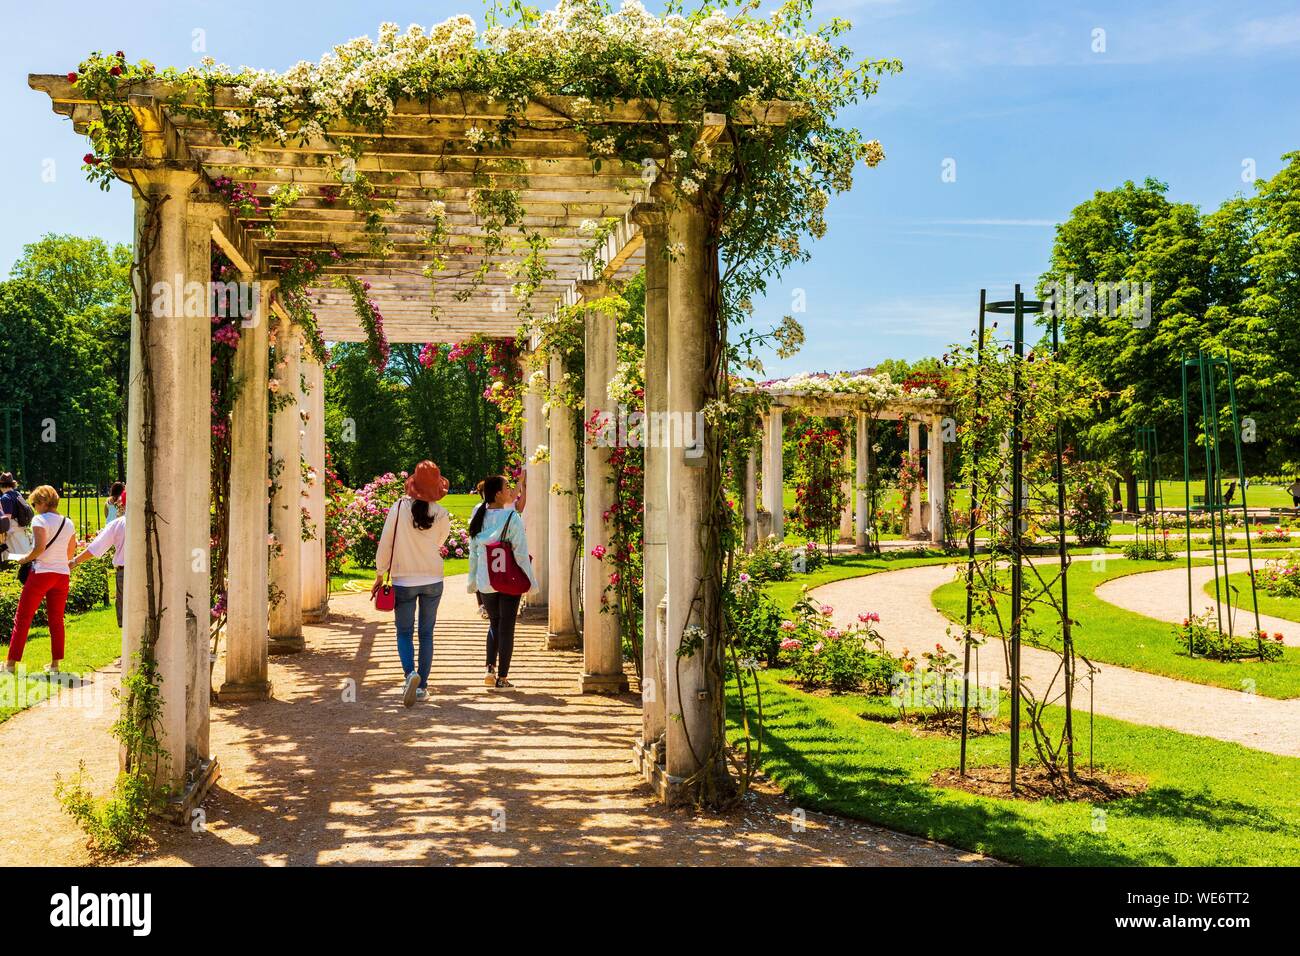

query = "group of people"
[0,474,127,675]
[370,460,538,707]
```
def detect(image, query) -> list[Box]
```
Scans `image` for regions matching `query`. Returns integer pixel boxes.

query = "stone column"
[907,418,923,537]
[546,352,579,650]
[663,192,721,794]
[300,352,329,623]
[928,414,947,545]
[762,407,784,541]
[743,447,758,552]
[635,202,669,754]
[522,354,549,605]
[855,410,870,550]
[838,422,855,543]
[121,164,210,794]
[268,313,304,654]
[218,277,274,701]
[182,195,217,766]
[579,279,627,693]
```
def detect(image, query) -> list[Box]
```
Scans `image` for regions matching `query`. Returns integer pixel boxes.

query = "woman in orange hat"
[372,461,451,706]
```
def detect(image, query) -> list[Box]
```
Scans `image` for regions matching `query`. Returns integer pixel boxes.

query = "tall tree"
[9,234,132,477]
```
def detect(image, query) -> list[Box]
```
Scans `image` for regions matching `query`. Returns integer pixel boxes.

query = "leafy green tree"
[0,279,118,489]
[1231,152,1300,473]
[1040,179,1215,508]
[9,234,132,478]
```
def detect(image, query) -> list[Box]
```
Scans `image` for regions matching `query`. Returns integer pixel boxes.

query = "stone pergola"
[31,73,796,809]
[738,377,954,549]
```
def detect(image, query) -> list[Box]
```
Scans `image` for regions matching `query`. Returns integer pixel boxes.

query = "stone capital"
[632,202,667,234]
[576,278,611,301]
[114,158,202,195]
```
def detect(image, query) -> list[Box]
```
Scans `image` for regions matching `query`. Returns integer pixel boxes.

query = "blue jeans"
[393,582,444,688]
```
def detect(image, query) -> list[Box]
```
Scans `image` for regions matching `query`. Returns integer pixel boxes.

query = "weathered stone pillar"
[928,415,947,545]
[300,350,329,623]
[635,202,669,758]
[663,192,721,795]
[218,277,274,701]
[743,447,759,552]
[546,352,579,649]
[907,418,923,537]
[522,354,549,605]
[762,407,784,541]
[182,195,218,765]
[121,164,212,796]
[268,313,304,654]
[855,410,870,550]
[838,421,855,543]
[580,279,627,693]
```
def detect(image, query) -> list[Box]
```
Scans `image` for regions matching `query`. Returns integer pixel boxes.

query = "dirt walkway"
[0,577,989,867]
[811,564,1300,757]
[1096,557,1299,645]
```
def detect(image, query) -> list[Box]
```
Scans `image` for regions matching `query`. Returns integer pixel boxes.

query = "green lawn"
[729,669,1300,865]
[330,556,469,593]
[1211,571,1300,624]
[0,605,122,724]
[764,549,956,614]
[931,559,1300,698]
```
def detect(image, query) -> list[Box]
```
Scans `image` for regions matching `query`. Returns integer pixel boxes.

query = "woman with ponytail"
[466,474,538,689]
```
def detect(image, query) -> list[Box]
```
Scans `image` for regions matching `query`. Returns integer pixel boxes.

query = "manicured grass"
[330,556,469,593]
[0,605,122,724]
[764,549,957,614]
[441,493,479,523]
[931,559,1300,699]
[1211,571,1300,624]
[728,669,1300,866]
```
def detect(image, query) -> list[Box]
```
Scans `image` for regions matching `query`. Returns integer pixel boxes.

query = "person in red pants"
[3,485,77,675]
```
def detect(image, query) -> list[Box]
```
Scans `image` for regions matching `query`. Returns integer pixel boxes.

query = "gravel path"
[811,564,1300,758]
[0,576,990,867]
[1096,557,1299,645]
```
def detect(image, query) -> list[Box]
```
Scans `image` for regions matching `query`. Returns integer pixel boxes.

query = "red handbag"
[485,511,531,596]
[373,501,403,611]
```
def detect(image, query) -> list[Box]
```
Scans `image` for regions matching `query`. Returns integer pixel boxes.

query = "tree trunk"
[1125,470,1139,515]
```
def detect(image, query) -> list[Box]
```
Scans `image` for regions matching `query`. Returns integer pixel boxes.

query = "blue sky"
[4,0,1298,376]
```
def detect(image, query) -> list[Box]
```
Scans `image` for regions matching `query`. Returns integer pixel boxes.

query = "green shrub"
[729,573,784,664]
[0,569,48,641]
[1123,540,1175,561]
[781,593,898,694]
[1173,610,1283,662]
[67,556,112,613]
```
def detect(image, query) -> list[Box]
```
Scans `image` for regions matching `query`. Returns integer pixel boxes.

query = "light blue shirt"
[466,507,538,594]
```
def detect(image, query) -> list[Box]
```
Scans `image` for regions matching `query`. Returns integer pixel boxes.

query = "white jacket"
[375,497,451,587]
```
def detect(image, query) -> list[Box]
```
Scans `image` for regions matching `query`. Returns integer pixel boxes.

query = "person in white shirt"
[72,493,127,628]
[5,485,77,674]
[371,461,451,706]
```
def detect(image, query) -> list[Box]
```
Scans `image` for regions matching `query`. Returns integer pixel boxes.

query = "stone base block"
[303,602,330,624]
[579,671,629,695]
[269,634,306,655]
[216,679,273,703]
[166,756,220,826]
[546,631,580,650]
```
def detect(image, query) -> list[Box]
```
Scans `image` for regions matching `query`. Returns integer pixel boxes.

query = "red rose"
[66,71,78,82]
[109,65,123,76]
[115,50,125,58]
[83,153,99,166]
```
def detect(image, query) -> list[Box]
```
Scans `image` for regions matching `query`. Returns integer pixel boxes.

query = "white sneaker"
[415,688,428,702]
[402,673,420,708]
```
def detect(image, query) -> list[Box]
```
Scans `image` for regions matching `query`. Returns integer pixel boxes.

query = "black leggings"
[482,591,523,678]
